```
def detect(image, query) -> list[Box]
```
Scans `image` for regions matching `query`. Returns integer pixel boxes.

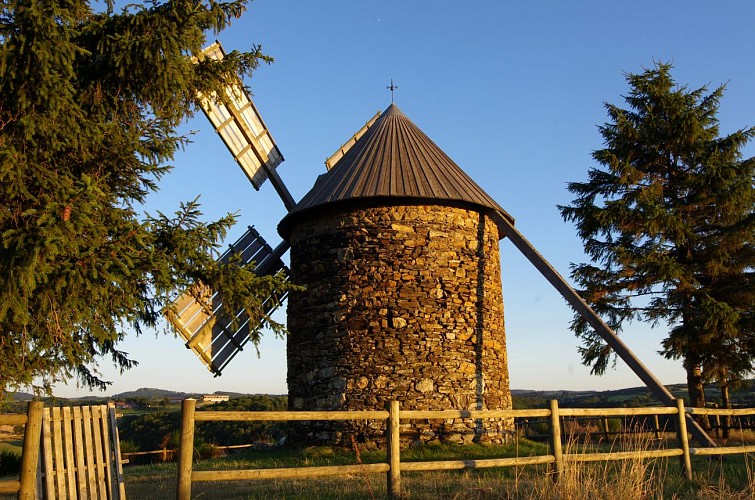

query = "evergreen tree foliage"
[0,0,293,394]
[559,62,755,409]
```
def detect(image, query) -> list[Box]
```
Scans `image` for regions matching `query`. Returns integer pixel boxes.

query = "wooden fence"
[121,443,254,464]
[177,398,755,499]
[38,404,126,499]
[0,401,126,499]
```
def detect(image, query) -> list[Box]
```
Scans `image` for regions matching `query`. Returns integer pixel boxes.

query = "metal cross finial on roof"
[387,79,398,103]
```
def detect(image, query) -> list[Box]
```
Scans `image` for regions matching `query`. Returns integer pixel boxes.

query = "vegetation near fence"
[114,394,287,464]
[176,398,755,499]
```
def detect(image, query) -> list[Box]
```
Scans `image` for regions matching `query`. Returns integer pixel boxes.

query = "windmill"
[166,41,716,447]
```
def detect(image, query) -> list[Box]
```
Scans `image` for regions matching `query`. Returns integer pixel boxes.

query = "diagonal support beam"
[497,215,716,447]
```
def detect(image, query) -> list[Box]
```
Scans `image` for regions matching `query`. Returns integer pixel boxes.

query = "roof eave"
[279,196,515,241]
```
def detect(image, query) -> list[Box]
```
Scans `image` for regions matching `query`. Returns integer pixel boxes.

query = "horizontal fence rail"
[688,407,755,416]
[558,407,679,417]
[7,399,755,499]
[0,414,28,426]
[194,410,390,421]
[175,398,755,499]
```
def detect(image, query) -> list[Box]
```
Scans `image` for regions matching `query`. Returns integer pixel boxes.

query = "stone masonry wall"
[286,203,513,447]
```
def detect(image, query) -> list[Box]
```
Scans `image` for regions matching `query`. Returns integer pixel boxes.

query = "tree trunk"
[686,363,710,430]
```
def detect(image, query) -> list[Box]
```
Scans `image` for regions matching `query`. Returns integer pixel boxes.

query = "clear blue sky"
[54,0,755,398]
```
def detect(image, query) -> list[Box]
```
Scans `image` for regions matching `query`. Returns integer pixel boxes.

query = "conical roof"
[278,104,513,239]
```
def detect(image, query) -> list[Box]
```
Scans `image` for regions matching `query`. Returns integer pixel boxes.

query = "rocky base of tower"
[286,203,514,448]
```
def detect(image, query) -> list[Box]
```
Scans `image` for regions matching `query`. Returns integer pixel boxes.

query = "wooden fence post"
[387,400,401,498]
[653,414,661,441]
[712,405,721,439]
[19,400,43,500]
[548,400,563,482]
[602,417,610,441]
[108,402,127,500]
[177,398,197,500]
[675,399,692,480]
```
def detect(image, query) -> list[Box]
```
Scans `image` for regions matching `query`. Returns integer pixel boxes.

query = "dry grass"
[4,455,750,500]
[117,432,755,499]
[3,426,754,499]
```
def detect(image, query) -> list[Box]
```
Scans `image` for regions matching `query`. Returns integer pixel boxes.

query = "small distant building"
[202,394,230,404]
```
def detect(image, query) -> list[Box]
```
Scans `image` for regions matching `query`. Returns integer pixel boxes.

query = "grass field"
[119,438,755,499]
[2,435,754,498]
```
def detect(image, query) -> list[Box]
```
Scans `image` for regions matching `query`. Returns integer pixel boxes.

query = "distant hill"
[109,389,285,400]
[6,392,34,401]
[513,380,755,409]
[112,388,192,399]
[212,391,287,398]
[111,381,754,406]
[46,380,754,407]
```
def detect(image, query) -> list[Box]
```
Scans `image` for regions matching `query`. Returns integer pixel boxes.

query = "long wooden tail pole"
[497,216,716,447]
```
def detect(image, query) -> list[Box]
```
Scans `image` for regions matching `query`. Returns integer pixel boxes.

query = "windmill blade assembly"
[164,226,288,375]
[165,41,293,376]
[165,41,375,376]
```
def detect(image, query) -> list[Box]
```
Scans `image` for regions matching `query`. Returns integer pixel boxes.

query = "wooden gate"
[37,403,126,499]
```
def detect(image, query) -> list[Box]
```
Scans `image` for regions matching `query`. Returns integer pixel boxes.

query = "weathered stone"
[356,376,369,390]
[392,317,408,329]
[415,378,434,393]
[391,223,414,233]
[459,362,476,375]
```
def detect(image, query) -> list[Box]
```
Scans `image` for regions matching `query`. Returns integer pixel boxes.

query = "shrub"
[0,448,22,476]
[118,440,140,454]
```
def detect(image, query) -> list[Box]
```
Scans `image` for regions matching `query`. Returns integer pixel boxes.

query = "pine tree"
[0,0,293,394]
[559,62,755,410]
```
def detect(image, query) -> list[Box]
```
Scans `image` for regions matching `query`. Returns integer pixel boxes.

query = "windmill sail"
[166,226,288,376]
[197,42,284,191]
[163,41,297,375]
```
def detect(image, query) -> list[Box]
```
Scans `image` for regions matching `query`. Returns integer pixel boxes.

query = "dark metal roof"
[278,104,513,238]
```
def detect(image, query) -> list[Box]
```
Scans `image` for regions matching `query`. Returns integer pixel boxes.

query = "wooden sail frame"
[165,226,288,376]
[163,41,297,376]
[196,42,289,201]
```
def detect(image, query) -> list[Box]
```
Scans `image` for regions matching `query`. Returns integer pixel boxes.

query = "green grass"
[121,440,551,499]
[181,439,549,471]
[0,447,22,500]
[0,442,22,478]
[119,438,755,499]
[0,442,22,455]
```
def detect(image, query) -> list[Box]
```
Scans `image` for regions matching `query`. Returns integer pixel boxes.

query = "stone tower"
[278,104,515,446]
